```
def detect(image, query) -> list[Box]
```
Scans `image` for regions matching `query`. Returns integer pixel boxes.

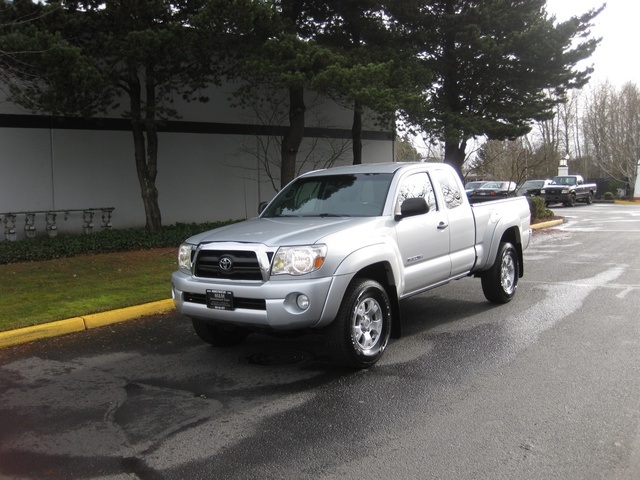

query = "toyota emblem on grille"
[219,256,233,271]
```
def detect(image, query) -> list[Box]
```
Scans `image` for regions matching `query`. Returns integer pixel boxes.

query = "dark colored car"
[516,179,552,197]
[469,181,517,203]
[465,181,489,197]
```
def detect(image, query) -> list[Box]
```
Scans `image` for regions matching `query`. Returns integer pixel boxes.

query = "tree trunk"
[130,120,162,234]
[281,86,305,189]
[352,100,363,165]
[440,1,466,182]
[129,65,162,233]
[444,137,467,180]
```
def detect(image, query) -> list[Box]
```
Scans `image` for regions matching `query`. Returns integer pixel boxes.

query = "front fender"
[334,242,403,291]
[314,242,403,328]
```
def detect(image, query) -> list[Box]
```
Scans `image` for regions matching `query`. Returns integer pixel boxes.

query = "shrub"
[0,220,240,264]
[527,196,554,222]
[604,192,614,200]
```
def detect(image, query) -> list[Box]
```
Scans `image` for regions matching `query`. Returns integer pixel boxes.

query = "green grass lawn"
[0,247,177,332]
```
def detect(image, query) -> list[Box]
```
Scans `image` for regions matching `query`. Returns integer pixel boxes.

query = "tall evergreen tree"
[304,0,410,164]
[394,0,603,177]
[228,0,337,188]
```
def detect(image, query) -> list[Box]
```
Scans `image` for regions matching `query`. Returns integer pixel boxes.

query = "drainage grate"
[245,350,309,366]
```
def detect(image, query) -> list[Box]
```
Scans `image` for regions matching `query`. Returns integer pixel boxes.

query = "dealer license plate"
[206,290,234,310]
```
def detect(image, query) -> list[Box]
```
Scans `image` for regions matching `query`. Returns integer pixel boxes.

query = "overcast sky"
[544,0,637,87]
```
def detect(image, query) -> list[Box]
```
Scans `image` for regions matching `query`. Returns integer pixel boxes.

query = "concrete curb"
[0,298,175,349]
[531,218,565,230]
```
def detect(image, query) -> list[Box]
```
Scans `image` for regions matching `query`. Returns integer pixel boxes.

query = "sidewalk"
[0,218,565,350]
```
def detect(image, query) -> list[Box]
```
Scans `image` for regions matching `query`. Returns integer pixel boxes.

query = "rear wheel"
[192,319,249,346]
[481,242,519,304]
[327,278,392,369]
[586,192,593,204]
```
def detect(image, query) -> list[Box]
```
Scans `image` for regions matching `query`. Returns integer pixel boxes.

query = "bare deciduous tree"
[476,81,639,197]
[474,138,546,186]
[583,81,639,196]
[232,90,352,194]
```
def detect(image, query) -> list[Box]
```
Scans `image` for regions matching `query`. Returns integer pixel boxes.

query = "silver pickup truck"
[171,162,531,368]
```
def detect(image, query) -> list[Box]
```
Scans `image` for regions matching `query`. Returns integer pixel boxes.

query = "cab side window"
[395,172,437,214]
[432,169,463,209]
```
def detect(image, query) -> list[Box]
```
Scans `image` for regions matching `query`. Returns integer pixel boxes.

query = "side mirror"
[258,201,268,214]
[396,197,429,220]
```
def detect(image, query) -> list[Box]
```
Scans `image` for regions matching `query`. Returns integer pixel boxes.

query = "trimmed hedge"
[527,196,554,222]
[0,220,240,264]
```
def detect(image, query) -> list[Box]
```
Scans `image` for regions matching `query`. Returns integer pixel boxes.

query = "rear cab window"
[431,169,464,209]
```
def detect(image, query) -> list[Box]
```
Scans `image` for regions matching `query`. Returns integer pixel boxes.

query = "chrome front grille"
[194,249,271,281]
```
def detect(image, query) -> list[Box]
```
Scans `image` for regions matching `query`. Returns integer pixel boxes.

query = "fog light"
[296,294,310,310]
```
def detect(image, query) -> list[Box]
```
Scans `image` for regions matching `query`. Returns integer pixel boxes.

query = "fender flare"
[314,243,403,328]
[477,213,523,274]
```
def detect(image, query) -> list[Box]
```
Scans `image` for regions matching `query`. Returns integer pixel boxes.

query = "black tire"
[192,319,249,346]
[566,193,576,207]
[586,192,593,204]
[327,278,392,369]
[481,242,519,304]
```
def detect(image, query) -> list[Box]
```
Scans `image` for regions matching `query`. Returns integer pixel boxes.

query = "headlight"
[540,189,546,194]
[562,189,570,194]
[178,243,196,274]
[272,245,327,276]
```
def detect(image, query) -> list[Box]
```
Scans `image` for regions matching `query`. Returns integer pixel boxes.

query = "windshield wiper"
[312,213,349,217]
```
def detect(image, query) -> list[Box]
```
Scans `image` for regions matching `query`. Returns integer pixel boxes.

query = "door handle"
[437,222,448,230]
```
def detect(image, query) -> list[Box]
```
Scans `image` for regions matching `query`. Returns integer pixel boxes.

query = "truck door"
[430,168,476,277]
[394,171,451,295]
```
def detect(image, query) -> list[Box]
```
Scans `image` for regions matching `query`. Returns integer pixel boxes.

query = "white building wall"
[2,128,54,212]
[0,86,394,239]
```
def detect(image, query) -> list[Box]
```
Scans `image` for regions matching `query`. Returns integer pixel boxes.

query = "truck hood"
[186,217,379,247]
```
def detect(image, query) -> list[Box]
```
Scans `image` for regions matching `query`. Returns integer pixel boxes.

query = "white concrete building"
[0,85,394,240]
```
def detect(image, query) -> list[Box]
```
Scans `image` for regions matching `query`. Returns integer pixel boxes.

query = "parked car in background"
[540,175,597,207]
[465,181,488,197]
[469,181,517,203]
[516,179,553,197]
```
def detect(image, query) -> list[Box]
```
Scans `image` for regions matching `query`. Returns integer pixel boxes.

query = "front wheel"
[192,319,249,346]
[566,194,576,207]
[481,242,519,304]
[327,278,392,369]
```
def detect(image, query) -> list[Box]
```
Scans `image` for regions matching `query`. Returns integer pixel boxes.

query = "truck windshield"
[261,173,393,218]
[552,176,576,186]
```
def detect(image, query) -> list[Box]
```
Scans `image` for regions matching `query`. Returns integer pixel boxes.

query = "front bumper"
[171,270,347,330]
[541,194,569,203]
